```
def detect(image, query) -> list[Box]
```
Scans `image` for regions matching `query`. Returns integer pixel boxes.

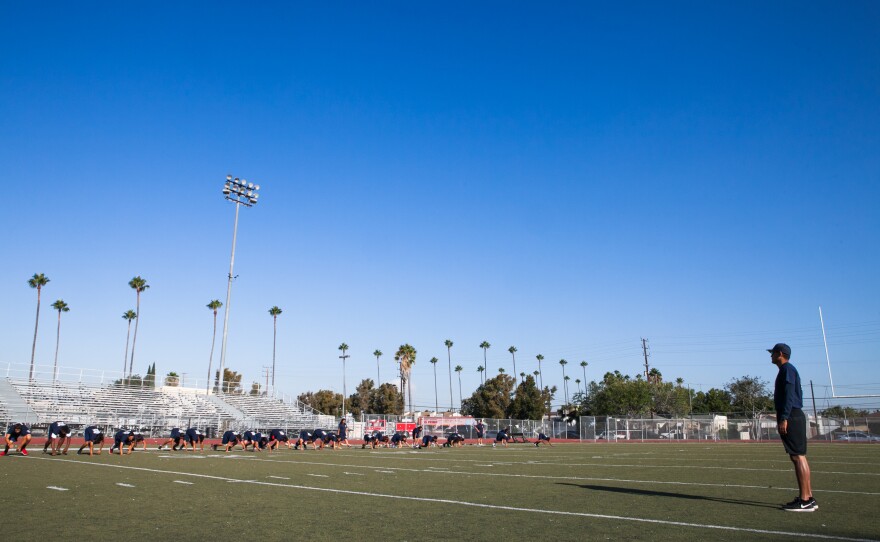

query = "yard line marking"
[307,474,329,478]
[344,472,364,476]
[205,456,880,497]
[377,470,395,474]
[116,483,135,487]
[34,458,878,542]
[47,486,68,491]
[267,476,290,480]
[173,480,193,485]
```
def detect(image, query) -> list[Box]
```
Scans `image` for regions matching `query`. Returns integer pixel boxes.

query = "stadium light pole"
[217,175,260,397]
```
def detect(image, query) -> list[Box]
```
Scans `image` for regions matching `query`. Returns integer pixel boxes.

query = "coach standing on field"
[770,343,817,512]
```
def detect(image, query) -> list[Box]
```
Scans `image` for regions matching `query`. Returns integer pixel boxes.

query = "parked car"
[595,431,619,440]
[835,431,880,442]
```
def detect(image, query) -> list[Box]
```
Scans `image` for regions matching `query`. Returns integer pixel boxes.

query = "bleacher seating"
[2,378,331,434]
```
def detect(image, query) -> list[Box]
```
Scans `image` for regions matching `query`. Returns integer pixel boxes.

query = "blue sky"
[2,2,878,412]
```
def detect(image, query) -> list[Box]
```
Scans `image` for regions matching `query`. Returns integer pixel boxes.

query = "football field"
[3,442,879,541]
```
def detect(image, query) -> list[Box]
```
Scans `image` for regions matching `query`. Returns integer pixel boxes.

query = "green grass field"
[3,442,879,541]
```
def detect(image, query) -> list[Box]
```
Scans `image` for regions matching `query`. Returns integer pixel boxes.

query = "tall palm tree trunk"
[29,287,42,380]
[207,312,218,394]
[129,291,141,377]
[447,347,453,412]
[433,363,438,412]
[457,373,462,411]
[53,310,61,383]
[123,321,132,379]
[272,315,277,389]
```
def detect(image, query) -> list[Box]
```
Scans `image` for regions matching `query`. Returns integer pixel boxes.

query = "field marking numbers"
[37,458,879,542]
[47,486,68,491]
[173,480,193,485]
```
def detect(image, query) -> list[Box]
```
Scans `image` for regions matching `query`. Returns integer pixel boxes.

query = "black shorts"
[780,408,807,456]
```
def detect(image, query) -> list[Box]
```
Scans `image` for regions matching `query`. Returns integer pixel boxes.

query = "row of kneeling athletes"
[2,423,315,457]
[3,423,555,457]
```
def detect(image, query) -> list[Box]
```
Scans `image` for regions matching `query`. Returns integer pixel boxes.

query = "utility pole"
[641,338,650,379]
[810,380,819,438]
[263,366,271,395]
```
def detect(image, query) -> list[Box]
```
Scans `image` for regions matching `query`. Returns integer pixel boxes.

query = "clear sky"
[2,2,878,412]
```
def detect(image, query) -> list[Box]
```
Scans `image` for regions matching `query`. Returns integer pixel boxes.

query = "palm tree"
[373,349,383,384]
[508,346,518,384]
[430,357,439,412]
[580,361,588,390]
[477,365,485,385]
[564,375,571,403]
[121,310,137,378]
[395,344,417,415]
[479,341,490,374]
[455,365,463,411]
[559,359,569,404]
[533,370,540,378]
[498,367,506,374]
[205,300,223,394]
[444,339,454,412]
[536,354,545,392]
[50,299,69,383]
[28,273,50,380]
[268,306,282,389]
[576,378,582,394]
[128,276,149,378]
[338,343,350,417]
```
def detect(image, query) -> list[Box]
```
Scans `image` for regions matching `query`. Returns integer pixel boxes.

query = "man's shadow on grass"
[559,483,778,509]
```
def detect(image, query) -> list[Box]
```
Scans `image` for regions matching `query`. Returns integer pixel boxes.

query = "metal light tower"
[217,175,260,395]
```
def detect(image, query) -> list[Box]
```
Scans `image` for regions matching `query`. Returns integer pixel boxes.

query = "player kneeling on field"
[390,432,408,448]
[213,430,243,452]
[534,433,552,447]
[495,427,512,447]
[43,421,72,456]
[267,429,290,451]
[1,423,32,456]
[293,430,314,450]
[158,428,185,451]
[184,428,205,452]
[417,435,439,449]
[444,432,465,447]
[77,426,105,455]
[110,430,136,455]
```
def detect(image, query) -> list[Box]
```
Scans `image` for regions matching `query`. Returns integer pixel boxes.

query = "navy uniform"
[475,420,485,445]
[390,433,407,448]
[444,432,464,447]
[111,430,136,455]
[419,435,438,448]
[214,430,242,452]
[535,433,552,447]
[2,423,32,456]
[242,430,260,451]
[44,421,72,455]
[267,429,289,451]
[294,430,313,450]
[184,428,205,451]
[131,430,147,451]
[362,432,378,449]
[158,428,185,450]
[78,426,105,455]
[495,427,511,447]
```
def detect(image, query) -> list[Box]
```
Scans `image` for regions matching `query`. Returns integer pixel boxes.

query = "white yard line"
[116,482,135,487]
[267,475,290,480]
[307,474,329,478]
[46,486,68,491]
[173,480,194,485]
[32,458,879,542]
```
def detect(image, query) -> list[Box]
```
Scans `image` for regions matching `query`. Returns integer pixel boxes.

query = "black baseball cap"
[767,343,791,357]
